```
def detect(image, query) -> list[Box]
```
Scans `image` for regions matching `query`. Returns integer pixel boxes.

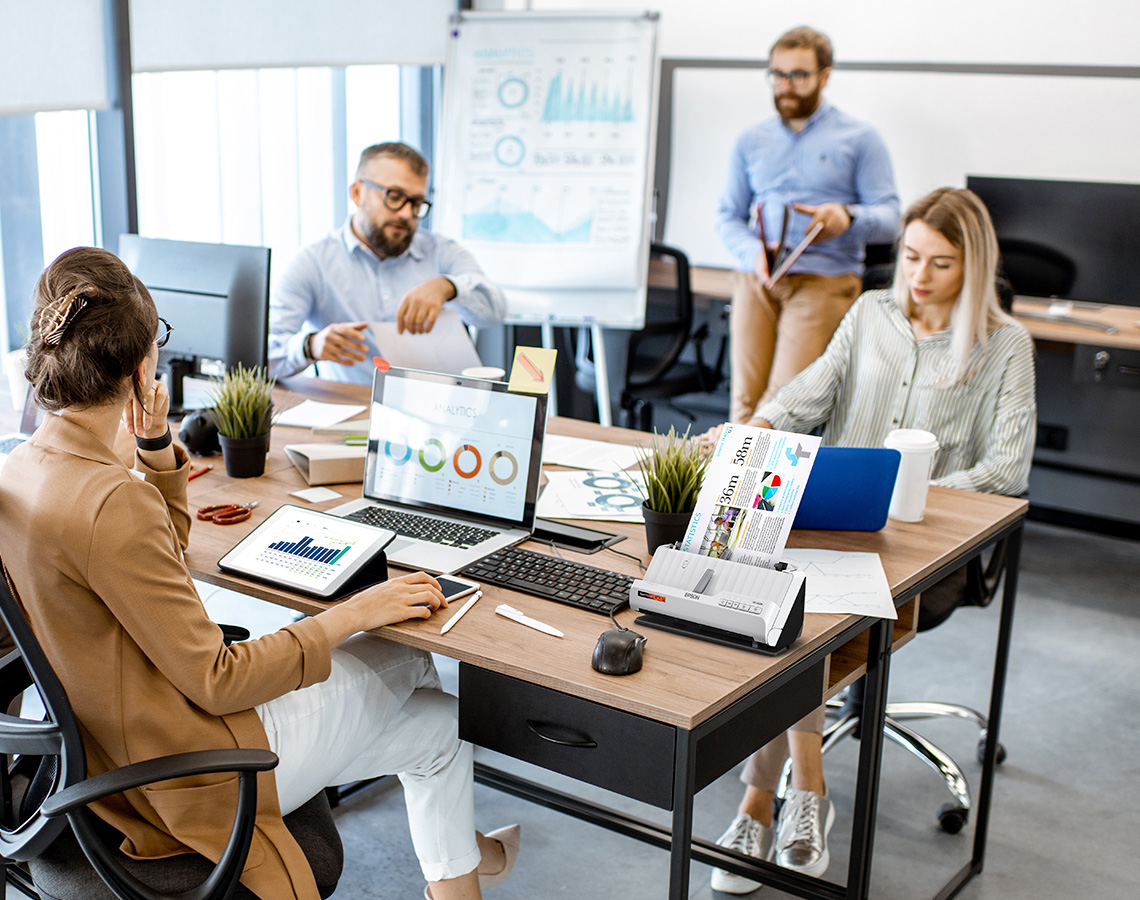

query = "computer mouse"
[591,628,646,676]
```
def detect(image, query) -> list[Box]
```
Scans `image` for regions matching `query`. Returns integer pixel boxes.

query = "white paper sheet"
[779,549,897,619]
[273,400,367,429]
[370,307,482,375]
[541,434,641,471]
[537,469,645,522]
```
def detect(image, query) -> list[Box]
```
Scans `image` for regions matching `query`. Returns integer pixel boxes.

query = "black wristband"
[136,426,172,452]
[303,332,317,362]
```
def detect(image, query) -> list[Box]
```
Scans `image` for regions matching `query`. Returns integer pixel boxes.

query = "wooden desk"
[185,378,1026,900]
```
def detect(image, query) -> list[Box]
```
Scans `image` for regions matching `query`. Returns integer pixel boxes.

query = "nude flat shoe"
[479,824,521,890]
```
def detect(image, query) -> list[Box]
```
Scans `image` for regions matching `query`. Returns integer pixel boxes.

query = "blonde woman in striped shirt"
[709,187,1036,894]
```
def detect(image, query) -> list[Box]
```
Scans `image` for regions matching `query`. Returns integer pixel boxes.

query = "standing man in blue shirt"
[716,26,899,424]
[269,142,506,384]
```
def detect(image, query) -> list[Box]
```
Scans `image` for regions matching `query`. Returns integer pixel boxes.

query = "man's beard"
[361,220,416,258]
[775,85,823,122]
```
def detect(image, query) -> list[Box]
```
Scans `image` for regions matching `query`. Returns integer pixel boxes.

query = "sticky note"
[508,346,557,394]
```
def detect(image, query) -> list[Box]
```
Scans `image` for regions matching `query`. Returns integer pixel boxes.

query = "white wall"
[483,1,1140,266]
[502,1,1140,66]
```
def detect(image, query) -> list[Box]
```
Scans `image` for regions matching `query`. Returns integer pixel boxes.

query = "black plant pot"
[641,501,692,555]
[219,433,270,478]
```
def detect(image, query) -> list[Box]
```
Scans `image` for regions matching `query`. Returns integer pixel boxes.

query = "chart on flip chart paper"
[437,12,659,325]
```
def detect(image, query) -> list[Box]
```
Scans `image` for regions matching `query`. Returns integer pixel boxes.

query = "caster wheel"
[937,803,968,834]
[976,739,1007,765]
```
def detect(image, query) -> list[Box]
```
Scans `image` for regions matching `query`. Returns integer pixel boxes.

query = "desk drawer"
[459,665,676,808]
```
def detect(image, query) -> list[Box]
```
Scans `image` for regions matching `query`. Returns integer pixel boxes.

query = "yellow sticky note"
[508,346,557,394]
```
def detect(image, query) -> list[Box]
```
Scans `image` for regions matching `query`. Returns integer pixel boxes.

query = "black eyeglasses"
[766,68,820,88]
[155,317,173,349]
[358,179,432,218]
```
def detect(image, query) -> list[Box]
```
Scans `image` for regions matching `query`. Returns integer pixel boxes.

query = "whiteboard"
[662,64,1140,270]
[435,11,659,328]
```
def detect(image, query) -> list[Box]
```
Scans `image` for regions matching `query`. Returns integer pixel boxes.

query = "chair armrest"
[0,714,63,755]
[41,749,278,818]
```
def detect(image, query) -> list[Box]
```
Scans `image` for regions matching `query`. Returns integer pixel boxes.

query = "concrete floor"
[319,518,1140,899]
[12,518,1135,899]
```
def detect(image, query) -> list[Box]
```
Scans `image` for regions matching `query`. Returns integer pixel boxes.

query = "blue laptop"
[793,446,902,532]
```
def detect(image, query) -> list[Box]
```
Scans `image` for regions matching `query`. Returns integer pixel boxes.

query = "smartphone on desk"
[435,574,480,603]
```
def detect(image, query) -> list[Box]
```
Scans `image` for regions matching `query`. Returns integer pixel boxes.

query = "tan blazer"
[0,415,332,900]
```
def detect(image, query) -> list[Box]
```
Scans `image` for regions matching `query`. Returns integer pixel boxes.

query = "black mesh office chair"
[618,242,725,431]
[789,546,1011,834]
[0,568,343,899]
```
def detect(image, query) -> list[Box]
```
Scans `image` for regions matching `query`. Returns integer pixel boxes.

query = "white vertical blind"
[129,0,455,72]
[0,0,108,114]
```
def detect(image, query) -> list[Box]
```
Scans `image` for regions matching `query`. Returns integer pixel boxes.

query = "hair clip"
[39,284,92,346]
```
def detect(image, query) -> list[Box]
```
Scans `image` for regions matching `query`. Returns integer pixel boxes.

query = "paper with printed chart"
[779,549,896,619]
[537,468,645,522]
[679,423,821,569]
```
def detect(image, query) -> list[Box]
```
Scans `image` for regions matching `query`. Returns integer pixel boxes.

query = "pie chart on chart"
[754,472,781,511]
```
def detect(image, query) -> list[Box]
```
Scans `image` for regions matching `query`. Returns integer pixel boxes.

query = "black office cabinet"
[1031,341,1140,528]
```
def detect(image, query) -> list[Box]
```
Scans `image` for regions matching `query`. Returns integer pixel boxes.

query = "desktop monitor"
[967,175,1140,308]
[117,234,271,413]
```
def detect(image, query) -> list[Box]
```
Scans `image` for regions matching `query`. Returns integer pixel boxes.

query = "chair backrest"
[625,243,694,390]
[0,566,87,864]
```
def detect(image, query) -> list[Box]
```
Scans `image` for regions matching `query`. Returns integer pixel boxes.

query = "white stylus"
[495,603,564,638]
[440,591,482,635]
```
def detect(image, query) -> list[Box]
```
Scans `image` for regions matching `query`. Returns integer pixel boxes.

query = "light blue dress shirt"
[716,103,900,276]
[268,218,507,384]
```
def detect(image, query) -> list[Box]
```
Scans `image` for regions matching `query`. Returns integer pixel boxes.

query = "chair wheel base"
[976,739,1007,765]
[937,803,969,834]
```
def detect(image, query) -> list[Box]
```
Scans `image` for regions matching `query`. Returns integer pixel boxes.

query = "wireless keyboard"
[459,546,634,615]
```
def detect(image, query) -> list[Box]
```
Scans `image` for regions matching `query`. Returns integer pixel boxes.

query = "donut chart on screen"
[384,440,413,464]
[418,438,446,472]
[488,450,519,485]
[453,444,482,478]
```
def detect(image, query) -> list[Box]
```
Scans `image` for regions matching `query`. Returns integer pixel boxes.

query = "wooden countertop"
[183,378,1026,730]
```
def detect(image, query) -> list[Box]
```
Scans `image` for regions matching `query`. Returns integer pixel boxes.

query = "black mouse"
[591,628,646,676]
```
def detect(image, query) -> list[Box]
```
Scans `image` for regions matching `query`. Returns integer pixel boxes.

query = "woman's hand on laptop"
[315,572,447,646]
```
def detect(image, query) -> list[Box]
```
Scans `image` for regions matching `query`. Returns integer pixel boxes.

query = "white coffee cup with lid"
[461,365,506,381]
[884,428,940,523]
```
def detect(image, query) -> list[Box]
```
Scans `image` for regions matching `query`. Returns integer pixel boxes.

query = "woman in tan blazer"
[0,248,517,900]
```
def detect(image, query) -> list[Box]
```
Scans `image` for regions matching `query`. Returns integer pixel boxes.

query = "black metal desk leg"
[971,523,1022,871]
[845,616,893,900]
[668,731,697,900]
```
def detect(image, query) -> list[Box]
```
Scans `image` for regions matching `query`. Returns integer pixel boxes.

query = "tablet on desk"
[219,505,396,599]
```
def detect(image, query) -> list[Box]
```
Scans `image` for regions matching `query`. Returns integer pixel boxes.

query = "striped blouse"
[755,290,1037,495]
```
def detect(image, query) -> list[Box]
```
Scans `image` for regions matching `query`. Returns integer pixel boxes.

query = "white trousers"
[255,633,480,883]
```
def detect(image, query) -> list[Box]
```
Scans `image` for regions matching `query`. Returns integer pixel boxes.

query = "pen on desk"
[495,603,563,638]
[440,590,481,635]
[342,435,367,446]
[188,464,213,481]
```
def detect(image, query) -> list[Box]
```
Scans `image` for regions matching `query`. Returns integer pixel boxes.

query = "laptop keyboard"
[460,546,633,615]
[342,506,497,549]
[0,436,25,454]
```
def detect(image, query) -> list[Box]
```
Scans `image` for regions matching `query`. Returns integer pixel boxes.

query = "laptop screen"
[362,368,546,529]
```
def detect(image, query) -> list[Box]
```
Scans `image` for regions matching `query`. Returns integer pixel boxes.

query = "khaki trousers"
[729,271,862,424]
[740,703,828,789]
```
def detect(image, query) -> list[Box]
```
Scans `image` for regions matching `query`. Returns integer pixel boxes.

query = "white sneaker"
[774,789,835,878]
[710,813,773,894]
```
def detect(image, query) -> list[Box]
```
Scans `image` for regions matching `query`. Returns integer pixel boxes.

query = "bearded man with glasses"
[269,142,506,384]
[716,26,899,426]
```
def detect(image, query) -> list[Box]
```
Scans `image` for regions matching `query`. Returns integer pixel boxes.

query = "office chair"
[997,238,1077,298]
[618,242,726,431]
[0,570,343,899]
[791,545,1011,834]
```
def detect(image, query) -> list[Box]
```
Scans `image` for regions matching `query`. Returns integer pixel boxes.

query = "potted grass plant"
[207,364,275,478]
[635,425,710,553]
